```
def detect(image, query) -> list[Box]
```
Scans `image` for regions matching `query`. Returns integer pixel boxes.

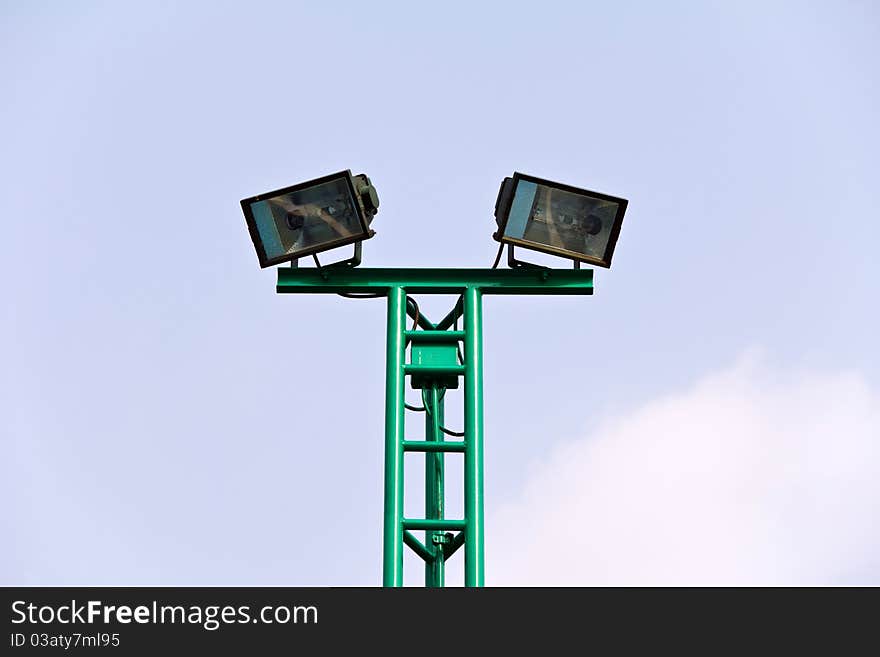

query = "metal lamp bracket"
[288,241,364,270]
[507,243,581,270]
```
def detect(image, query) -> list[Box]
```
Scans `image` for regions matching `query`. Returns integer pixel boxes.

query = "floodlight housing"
[493,172,627,268]
[242,170,379,268]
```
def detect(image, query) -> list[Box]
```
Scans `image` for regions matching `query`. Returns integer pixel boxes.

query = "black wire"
[407,295,420,330]
[490,241,504,269]
[404,385,446,413]
[422,389,465,437]
[316,252,459,428]
[311,253,384,299]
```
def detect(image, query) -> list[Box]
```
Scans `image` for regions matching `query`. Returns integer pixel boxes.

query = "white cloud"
[489,353,880,585]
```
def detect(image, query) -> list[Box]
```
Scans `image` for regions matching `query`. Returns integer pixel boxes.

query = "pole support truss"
[276,267,593,586]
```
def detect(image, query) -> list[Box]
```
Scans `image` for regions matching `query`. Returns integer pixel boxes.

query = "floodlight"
[493,172,627,268]
[242,170,379,268]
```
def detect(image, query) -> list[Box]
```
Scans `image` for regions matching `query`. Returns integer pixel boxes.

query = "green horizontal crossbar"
[277,267,593,295]
[402,518,467,531]
[404,363,466,376]
[404,330,466,343]
[402,440,466,453]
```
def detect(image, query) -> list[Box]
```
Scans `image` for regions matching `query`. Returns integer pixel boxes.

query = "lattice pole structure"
[276,267,593,586]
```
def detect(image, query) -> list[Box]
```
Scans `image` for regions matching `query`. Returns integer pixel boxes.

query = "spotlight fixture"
[242,170,379,268]
[493,172,627,268]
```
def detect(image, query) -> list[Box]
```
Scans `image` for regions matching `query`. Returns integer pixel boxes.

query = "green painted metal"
[404,363,466,376]
[274,266,594,587]
[402,440,465,453]
[463,286,485,587]
[403,530,434,562]
[425,385,445,587]
[277,267,593,295]
[409,345,460,389]
[383,286,406,587]
[402,518,467,531]
[443,530,466,559]
[405,330,466,344]
[435,297,464,332]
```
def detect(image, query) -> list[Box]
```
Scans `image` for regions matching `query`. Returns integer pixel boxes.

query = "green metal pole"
[425,384,445,587]
[275,267,593,587]
[383,286,406,587]
[463,286,485,586]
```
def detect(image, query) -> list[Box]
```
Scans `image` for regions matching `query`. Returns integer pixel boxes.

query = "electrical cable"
[490,241,504,269]
[422,388,465,437]
[407,295,420,330]
[439,425,465,438]
[313,252,458,429]
[311,253,384,298]
[313,254,457,423]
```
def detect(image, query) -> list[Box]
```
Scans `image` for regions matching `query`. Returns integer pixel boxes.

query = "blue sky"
[2,1,878,585]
